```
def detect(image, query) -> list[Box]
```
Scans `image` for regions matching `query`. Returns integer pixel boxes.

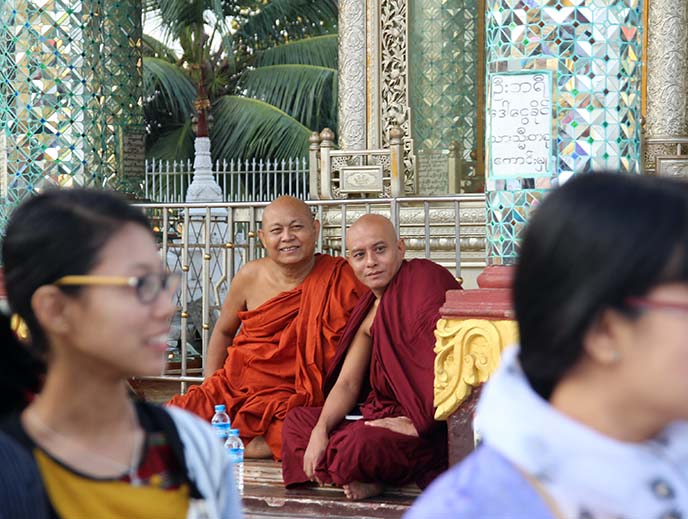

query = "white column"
[644,0,688,169]
[338,0,367,150]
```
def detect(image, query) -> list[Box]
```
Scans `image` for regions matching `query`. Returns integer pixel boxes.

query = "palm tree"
[143,0,338,162]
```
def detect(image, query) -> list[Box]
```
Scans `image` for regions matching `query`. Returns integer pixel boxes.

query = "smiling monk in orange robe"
[168,196,366,459]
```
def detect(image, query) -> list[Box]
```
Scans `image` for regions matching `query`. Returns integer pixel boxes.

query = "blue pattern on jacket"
[404,444,554,519]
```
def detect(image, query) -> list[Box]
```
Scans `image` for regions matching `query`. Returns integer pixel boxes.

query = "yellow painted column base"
[433,318,518,421]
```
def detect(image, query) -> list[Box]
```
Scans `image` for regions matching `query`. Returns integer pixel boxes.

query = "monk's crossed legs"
[283,407,431,499]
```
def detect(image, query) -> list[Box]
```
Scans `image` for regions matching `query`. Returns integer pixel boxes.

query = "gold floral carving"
[380,0,416,193]
[434,318,518,420]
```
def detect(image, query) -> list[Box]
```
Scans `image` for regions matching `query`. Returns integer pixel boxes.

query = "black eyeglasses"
[54,272,181,304]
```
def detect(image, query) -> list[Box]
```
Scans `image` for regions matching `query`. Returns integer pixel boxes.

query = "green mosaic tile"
[409,0,479,192]
[485,0,643,264]
[486,188,547,265]
[0,0,143,209]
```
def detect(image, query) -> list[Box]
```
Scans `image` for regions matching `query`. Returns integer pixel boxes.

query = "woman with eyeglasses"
[406,173,688,519]
[0,188,242,518]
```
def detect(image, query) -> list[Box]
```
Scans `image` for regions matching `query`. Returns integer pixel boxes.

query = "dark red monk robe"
[168,254,367,459]
[282,259,460,489]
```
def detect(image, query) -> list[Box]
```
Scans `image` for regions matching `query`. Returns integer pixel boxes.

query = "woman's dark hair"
[0,188,150,412]
[514,173,688,400]
[0,313,42,416]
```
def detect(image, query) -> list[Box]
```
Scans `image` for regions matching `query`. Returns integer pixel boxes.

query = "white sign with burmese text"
[487,71,553,179]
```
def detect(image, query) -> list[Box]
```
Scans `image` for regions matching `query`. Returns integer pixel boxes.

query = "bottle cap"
[228,428,240,436]
[214,404,226,412]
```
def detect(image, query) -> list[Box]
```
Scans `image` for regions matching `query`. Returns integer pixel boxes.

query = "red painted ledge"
[440,266,515,320]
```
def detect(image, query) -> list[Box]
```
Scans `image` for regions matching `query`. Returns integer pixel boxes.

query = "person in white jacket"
[407,173,688,519]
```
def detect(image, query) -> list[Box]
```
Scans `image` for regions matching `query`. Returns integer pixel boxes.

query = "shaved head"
[259,196,319,267]
[346,214,397,249]
[346,214,405,297]
[262,196,314,228]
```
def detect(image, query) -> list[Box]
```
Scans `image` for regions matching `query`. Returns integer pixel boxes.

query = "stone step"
[242,460,418,519]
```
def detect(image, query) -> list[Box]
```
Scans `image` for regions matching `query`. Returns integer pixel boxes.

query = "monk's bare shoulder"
[232,257,286,310]
[360,300,379,337]
[233,257,272,280]
[223,258,269,303]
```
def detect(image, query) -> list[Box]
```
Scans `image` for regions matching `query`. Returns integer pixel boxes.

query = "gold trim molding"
[434,317,518,420]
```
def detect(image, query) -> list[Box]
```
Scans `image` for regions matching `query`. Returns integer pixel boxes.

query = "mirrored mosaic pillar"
[484,0,643,265]
[0,1,143,219]
[83,0,144,184]
[409,0,481,195]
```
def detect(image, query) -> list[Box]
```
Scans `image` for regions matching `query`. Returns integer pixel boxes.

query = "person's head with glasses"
[1,187,179,394]
[514,172,688,441]
[0,190,244,518]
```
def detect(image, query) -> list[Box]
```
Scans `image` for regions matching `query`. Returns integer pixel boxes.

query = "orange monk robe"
[168,254,368,459]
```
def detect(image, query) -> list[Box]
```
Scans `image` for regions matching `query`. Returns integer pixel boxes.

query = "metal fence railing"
[144,157,310,203]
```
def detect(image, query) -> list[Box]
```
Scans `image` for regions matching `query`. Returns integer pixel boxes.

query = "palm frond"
[239,0,338,45]
[211,96,312,160]
[151,0,235,48]
[143,58,197,122]
[155,0,206,38]
[241,64,337,131]
[146,120,195,161]
[142,0,159,13]
[256,34,337,67]
[142,34,178,62]
[146,0,242,18]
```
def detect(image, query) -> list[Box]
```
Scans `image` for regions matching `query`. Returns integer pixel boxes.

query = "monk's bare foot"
[342,481,384,500]
[244,436,272,459]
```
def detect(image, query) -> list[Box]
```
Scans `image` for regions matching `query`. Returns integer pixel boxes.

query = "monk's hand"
[365,416,419,437]
[303,426,329,483]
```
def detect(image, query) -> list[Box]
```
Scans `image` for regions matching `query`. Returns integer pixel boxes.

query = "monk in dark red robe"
[169,197,366,459]
[282,214,460,499]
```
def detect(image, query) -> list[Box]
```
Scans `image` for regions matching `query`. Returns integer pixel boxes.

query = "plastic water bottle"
[211,404,231,443]
[224,428,244,494]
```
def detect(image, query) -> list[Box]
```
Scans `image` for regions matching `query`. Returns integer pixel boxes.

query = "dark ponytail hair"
[0,313,43,415]
[514,173,688,400]
[1,188,151,413]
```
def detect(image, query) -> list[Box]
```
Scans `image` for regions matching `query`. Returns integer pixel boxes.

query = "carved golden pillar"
[433,266,518,464]
[434,318,517,420]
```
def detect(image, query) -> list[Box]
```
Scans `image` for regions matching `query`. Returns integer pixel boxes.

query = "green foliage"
[256,34,337,67]
[238,0,338,47]
[143,58,196,121]
[143,59,196,160]
[143,0,338,161]
[142,34,178,62]
[241,64,336,130]
[153,0,208,41]
[147,120,196,161]
[211,96,312,160]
